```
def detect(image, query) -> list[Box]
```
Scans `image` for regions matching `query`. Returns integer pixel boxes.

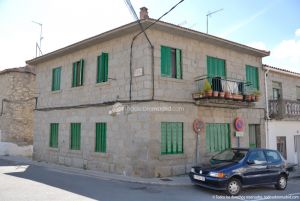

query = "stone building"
[0,66,36,156]
[26,9,269,177]
[264,64,300,166]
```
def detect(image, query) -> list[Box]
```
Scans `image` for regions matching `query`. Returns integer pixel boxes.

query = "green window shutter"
[72,63,77,87]
[50,123,59,148]
[206,123,230,153]
[70,123,81,150]
[246,65,259,90]
[80,59,84,86]
[175,49,182,79]
[97,53,109,83]
[52,67,61,91]
[95,122,107,152]
[161,123,167,154]
[207,56,226,81]
[161,46,171,77]
[161,122,183,155]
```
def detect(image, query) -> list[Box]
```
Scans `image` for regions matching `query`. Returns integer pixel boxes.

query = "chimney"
[140,7,149,19]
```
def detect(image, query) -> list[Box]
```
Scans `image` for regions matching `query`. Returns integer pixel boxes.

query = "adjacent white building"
[264,64,300,166]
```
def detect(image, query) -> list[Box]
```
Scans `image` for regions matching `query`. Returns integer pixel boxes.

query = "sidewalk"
[1,155,299,186]
[0,155,192,186]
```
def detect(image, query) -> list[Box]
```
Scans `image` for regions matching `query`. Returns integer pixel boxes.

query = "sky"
[0,0,300,72]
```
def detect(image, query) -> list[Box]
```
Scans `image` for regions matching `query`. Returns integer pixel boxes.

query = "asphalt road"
[0,159,300,201]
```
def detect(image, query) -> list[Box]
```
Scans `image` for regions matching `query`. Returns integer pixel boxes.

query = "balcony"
[192,76,258,109]
[269,99,300,120]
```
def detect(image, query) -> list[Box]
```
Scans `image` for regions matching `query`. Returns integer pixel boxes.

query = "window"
[70,123,81,150]
[97,53,108,83]
[272,81,282,100]
[161,46,182,79]
[161,122,183,154]
[297,86,300,101]
[265,150,281,163]
[207,56,226,79]
[276,136,287,159]
[52,67,61,91]
[72,59,84,87]
[246,65,259,90]
[95,123,106,153]
[247,150,267,164]
[206,123,230,153]
[49,123,59,148]
[249,124,260,148]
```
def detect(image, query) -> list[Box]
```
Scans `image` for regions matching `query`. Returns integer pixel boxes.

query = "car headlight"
[209,171,224,178]
[191,168,196,173]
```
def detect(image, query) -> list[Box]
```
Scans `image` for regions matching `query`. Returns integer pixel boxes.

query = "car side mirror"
[247,160,255,165]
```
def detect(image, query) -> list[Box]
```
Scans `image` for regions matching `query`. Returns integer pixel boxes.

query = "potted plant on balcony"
[219,90,225,98]
[244,93,251,102]
[203,79,212,97]
[253,90,261,102]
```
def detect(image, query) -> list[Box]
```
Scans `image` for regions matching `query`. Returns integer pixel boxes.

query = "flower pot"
[225,92,232,99]
[245,95,251,102]
[255,95,260,102]
[219,91,225,98]
[251,95,256,102]
[213,91,219,98]
[205,90,213,97]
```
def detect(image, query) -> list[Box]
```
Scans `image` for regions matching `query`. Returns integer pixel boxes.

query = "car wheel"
[226,178,242,196]
[275,175,287,190]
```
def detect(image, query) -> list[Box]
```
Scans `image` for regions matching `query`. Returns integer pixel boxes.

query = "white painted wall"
[268,121,300,164]
[0,142,33,157]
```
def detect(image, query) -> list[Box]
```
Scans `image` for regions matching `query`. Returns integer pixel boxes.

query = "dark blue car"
[189,148,289,195]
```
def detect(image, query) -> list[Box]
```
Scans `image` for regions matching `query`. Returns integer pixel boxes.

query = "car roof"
[231,147,278,152]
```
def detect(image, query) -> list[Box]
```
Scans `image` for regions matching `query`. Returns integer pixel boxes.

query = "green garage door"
[206,123,231,153]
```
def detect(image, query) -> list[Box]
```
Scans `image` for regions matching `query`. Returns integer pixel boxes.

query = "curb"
[0,156,193,187]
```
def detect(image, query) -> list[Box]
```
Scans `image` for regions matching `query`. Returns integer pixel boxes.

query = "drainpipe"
[264,67,270,148]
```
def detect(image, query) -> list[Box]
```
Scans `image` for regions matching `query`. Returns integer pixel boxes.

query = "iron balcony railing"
[269,99,300,119]
[194,75,254,95]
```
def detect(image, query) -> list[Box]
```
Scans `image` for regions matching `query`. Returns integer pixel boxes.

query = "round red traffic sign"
[234,117,244,131]
[193,119,204,133]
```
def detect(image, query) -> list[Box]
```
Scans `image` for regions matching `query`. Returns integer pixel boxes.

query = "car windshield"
[211,149,247,163]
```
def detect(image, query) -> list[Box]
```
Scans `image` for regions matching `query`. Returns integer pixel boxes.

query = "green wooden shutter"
[80,59,84,86]
[95,123,107,152]
[161,123,167,154]
[249,124,257,148]
[207,56,226,80]
[71,123,81,150]
[161,122,183,155]
[97,53,109,83]
[161,46,171,77]
[103,53,108,82]
[246,65,259,90]
[50,123,59,148]
[52,67,61,91]
[72,63,77,87]
[175,49,182,79]
[206,123,230,153]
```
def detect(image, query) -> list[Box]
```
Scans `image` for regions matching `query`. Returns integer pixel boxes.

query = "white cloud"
[247,42,267,51]
[295,28,300,37]
[263,38,300,73]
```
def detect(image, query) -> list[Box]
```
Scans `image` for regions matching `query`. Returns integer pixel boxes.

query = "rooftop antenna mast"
[206,8,223,34]
[32,21,43,57]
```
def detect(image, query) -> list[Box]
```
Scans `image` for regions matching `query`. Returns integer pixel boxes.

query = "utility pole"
[206,8,223,34]
[32,21,43,57]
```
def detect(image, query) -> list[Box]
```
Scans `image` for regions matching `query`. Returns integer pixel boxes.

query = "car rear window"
[265,150,281,163]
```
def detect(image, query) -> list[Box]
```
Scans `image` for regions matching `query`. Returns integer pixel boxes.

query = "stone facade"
[27,19,269,177]
[264,65,300,165]
[0,66,36,156]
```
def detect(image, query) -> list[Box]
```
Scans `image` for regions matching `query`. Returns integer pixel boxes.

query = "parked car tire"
[226,178,242,196]
[275,174,287,190]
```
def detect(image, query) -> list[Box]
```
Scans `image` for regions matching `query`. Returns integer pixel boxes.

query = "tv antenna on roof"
[206,8,223,34]
[32,21,43,57]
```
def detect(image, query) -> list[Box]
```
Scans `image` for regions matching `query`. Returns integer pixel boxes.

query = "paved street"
[0,158,300,201]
